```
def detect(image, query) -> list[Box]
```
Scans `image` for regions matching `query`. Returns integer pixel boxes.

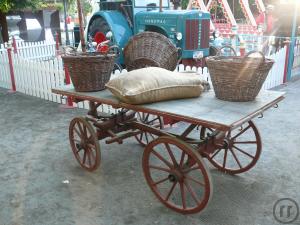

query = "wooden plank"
[52,85,285,131]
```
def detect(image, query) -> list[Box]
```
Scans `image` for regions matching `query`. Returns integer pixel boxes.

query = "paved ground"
[0,80,300,225]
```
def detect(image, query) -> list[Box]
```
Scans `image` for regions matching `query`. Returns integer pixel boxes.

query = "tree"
[68,0,93,25]
[0,0,42,42]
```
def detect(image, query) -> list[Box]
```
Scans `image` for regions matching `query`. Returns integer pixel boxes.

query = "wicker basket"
[124,32,178,71]
[206,50,274,102]
[62,52,115,92]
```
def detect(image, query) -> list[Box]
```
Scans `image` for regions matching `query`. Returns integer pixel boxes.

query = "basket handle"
[108,45,120,57]
[216,45,237,56]
[244,51,265,64]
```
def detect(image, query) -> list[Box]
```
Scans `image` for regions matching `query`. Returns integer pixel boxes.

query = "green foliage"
[0,0,10,13]
[0,0,42,13]
[40,3,64,11]
[69,0,93,17]
[181,0,189,9]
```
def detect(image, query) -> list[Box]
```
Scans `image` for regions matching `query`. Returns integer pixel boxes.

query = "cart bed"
[52,85,284,131]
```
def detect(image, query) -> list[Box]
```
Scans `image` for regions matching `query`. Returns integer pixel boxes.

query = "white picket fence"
[0,40,56,61]
[0,44,287,112]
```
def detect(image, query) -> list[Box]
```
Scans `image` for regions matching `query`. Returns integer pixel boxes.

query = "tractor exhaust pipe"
[159,0,163,12]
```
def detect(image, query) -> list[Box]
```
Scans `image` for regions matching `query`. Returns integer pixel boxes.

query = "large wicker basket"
[124,32,178,71]
[62,52,115,92]
[206,51,274,102]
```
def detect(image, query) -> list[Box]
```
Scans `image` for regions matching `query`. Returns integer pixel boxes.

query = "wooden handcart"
[52,86,284,214]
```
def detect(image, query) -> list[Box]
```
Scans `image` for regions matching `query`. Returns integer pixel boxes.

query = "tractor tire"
[124,32,178,71]
[88,16,110,40]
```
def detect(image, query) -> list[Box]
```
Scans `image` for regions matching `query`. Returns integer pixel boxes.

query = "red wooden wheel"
[143,136,212,214]
[200,121,261,174]
[134,112,163,146]
[69,117,101,172]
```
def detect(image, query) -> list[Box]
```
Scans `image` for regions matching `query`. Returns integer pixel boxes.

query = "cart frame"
[52,86,284,214]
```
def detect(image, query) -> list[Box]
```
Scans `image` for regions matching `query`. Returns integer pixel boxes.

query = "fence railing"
[0,39,56,61]
[0,42,288,112]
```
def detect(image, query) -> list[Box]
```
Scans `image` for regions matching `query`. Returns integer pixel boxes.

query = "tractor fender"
[89,11,133,50]
[144,25,168,37]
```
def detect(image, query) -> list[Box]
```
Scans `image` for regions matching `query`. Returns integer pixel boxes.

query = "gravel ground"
[0,79,299,225]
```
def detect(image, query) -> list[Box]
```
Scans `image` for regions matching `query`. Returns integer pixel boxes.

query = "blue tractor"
[87,0,211,70]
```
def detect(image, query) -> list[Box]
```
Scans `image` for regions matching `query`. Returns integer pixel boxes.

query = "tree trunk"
[0,11,9,43]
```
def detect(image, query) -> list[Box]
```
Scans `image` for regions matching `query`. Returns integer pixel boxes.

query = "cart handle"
[216,45,237,56]
[107,45,121,58]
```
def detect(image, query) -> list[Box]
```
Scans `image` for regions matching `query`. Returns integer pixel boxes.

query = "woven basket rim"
[62,53,116,59]
[206,56,274,64]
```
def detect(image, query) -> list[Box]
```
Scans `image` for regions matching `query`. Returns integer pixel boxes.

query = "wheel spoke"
[210,148,222,159]
[74,128,82,139]
[139,132,144,141]
[89,147,96,161]
[153,177,169,186]
[145,132,149,144]
[183,165,201,173]
[229,148,243,169]
[149,133,156,140]
[232,145,255,159]
[82,150,87,164]
[184,180,200,205]
[180,182,186,209]
[179,151,186,167]
[231,124,251,140]
[149,165,172,173]
[72,138,81,143]
[152,150,173,168]
[83,125,88,138]
[223,149,228,168]
[87,149,92,167]
[77,122,85,137]
[88,143,96,150]
[165,181,177,201]
[76,148,83,154]
[185,175,204,186]
[165,143,178,166]
[147,117,159,125]
[144,113,150,123]
[234,141,257,144]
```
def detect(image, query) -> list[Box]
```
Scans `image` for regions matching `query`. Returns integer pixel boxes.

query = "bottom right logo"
[273,198,299,224]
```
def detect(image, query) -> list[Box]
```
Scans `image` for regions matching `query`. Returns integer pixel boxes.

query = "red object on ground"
[94,32,106,44]
[7,48,16,92]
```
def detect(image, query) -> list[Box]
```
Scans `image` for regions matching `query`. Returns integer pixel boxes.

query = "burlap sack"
[105,67,204,104]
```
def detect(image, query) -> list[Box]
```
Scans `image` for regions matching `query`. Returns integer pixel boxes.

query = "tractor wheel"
[88,16,111,42]
[124,32,178,71]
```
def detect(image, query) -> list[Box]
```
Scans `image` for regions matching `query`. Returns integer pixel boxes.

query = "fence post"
[283,41,291,83]
[12,36,17,54]
[7,46,17,92]
[55,32,60,57]
[63,65,74,108]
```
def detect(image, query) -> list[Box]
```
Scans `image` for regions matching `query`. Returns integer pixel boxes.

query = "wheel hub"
[168,169,184,183]
[223,138,234,149]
